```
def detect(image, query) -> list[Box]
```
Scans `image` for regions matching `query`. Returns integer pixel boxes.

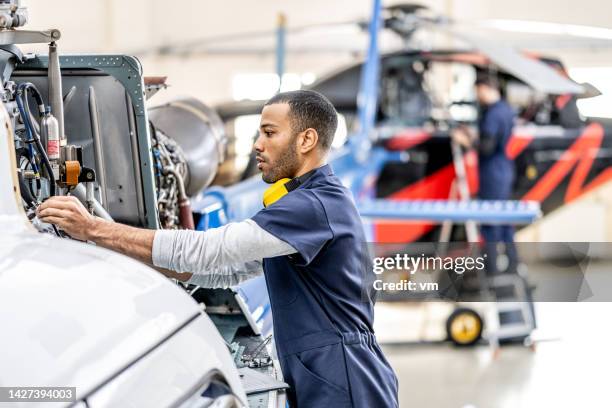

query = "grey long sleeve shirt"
[152,219,296,288]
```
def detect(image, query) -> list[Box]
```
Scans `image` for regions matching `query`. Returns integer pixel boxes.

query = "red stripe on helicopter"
[385,129,432,151]
[555,94,572,110]
[506,132,534,160]
[522,122,609,203]
[374,151,478,243]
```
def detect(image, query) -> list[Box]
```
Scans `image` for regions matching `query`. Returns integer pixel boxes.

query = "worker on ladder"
[452,71,518,275]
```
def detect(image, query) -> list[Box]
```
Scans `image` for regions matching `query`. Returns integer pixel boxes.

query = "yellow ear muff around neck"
[263,178,291,207]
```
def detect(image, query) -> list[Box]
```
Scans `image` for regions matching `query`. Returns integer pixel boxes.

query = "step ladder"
[439,140,479,243]
[441,140,534,354]
[488,272,535,341]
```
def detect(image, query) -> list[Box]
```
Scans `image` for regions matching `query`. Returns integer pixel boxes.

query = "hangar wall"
[22,0,612,105]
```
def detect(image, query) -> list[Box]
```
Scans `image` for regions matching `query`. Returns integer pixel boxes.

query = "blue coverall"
[252,164,399,407]
[477,99,518,273]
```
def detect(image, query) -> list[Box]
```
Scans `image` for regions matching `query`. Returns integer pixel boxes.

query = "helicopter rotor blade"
[476,19,612,41]
[425,22,585,94]
[132,19,368,57]
[453,19,612,51]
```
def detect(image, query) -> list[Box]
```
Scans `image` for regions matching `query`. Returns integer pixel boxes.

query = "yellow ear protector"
[262,169,316,207]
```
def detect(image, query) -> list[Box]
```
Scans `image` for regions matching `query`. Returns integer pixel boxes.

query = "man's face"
[476,83,500,106]
[475,84,489,105]
[254,103,301,183]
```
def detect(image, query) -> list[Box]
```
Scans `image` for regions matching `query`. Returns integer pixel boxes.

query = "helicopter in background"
[190,3,612,243]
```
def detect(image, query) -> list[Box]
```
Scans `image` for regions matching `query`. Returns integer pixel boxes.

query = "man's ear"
[298,128,318,154]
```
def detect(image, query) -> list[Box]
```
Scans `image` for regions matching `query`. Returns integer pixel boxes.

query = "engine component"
[13,54,159,228]
[152,128,192,229]
[88,86,107,207]
[0,0,27,29]
[164,167,195,230]
[72,183,112,221]
[47,41,65,142]
[63,160,79,186]
[5,11,223,235]
[42,108,59,160]
[41,106,60,181]
[15,82,56,197]
[148,97,227,197]
[16,169,34,207]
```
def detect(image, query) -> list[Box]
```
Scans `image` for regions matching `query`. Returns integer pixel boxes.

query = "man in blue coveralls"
[38,90,400,407]
[452,71,518,274]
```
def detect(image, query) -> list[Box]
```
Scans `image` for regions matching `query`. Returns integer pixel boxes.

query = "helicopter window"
[504,79,549,124]
[504,77,583,128]
[424,62,478,123]
[379,58,433,126]
[379,59,483,126]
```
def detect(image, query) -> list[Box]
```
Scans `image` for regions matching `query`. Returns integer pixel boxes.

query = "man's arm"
[151,219,295,273]
[37,196,296,285]
[185,260,264,288]
[477,110,501,157]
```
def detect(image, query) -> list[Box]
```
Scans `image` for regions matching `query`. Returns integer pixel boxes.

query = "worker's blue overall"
[477,99,517,273]
[252,164,399,408]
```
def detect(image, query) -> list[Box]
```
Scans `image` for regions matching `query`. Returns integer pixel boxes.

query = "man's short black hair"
[475,71,500,89]
[264,90,338,150]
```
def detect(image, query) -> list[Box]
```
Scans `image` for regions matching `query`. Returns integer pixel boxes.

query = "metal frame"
[18,54,159,228]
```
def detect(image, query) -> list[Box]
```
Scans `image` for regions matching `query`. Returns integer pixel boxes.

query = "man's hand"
[37,196,98,241]
[37,196,193,283]
[37,195,156,264]
[450,127,473,148]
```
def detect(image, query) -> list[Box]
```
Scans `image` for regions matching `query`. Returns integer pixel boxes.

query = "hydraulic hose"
[163,167,195,229]
[17,170,35,207]
[16,82,56,197]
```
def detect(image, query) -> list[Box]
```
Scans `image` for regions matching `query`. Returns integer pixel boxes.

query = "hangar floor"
[380,302,612,408]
